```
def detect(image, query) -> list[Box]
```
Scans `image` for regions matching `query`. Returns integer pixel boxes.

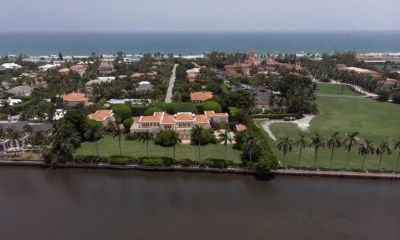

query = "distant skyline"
[0,0,399,32]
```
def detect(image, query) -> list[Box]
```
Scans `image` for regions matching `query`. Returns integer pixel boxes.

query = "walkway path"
[260,114,316,140]
[165,64,178,103]
[316,93,365,99]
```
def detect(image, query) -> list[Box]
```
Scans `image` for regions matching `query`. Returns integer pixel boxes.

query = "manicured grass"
[75,135,242,162]
[317,83,361,96]
[262,97,400,171]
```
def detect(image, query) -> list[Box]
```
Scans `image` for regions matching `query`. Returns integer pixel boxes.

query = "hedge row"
[251,113,302,119]
[73,155,242,169]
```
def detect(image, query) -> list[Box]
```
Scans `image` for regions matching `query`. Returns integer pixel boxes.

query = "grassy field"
[76,135,242,162]
[317,83,361,96]
[259,97,400,171]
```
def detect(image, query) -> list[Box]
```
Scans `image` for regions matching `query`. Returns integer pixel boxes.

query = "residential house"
[58,68,70,74]
[131,72,157,79]
[137,81,153,91]
[98,60,115,76]
[236,124,247,132]
[130,111,228,140]
[86,77,115,86]
[70,64,87,75]
[88,110,115,126]
[190,88,213,103]
[62,92,93,106]
[0,121,52,153]
[0,63,22,70]
[337,65,381,78]
[38,63,60,71]
[224,49,261,77]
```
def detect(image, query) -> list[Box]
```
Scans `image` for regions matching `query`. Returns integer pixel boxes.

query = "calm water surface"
[0,167,399,240]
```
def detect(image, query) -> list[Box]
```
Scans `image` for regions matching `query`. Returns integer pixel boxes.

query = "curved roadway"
[165,64,178,103]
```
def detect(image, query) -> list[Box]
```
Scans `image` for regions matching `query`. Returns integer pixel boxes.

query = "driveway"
[165,64,178,103]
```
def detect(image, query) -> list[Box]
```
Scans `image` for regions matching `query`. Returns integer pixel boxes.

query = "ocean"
[0,32,399,57]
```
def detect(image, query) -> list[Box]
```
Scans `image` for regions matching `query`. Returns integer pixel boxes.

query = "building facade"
[130,111,228,140]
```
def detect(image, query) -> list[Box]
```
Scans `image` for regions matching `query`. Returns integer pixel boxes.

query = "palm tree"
[394,139,400,172]
[343,132,359,170]
[243,131,259,163]
[358,139,375,170]
[140,130,152,158]
[277,136,293,167]
[310,133,325,169]
[164,130,181,160]
[51,123,80,161]
[23,124,33,138]
[106,119,125,156]
[218,130,232,161]
[376,140,392,171]
[1,100,13,122]
[6,128,24,157]
[84,122,103,157]
[191,125,204,162]
[327,132,343,169]
[295,133,309,168]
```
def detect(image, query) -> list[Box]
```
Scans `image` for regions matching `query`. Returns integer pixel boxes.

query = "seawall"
[1,160,400,180]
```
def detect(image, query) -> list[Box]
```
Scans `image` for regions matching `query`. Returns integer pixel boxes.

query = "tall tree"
[191,125,204,162]
[277,136,293,167]
[343,132,359,170]
[394,139,400,172]
[295,133,309,168]
[84,120,104,156]
[243,131,259,163]
[140,130,152,158]
[358,139,375,170]
[218,130,232,161]
[106,118,125,156]
[327,132,343,169]
[23,124,33,138]
[48,122,80,162]
[310,133,325,169]
[163,130,181,160]
[376,140,392,171]
[6,128,24,157]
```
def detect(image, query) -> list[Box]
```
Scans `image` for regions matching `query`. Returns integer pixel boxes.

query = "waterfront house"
[130,111,228,140]
[38,63,61,71]
[0,121,52,153]
[88,110,115,126]
[224,49,261,77]
[62,92,93,106]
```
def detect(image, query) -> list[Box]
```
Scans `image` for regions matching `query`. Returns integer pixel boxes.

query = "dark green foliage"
[12,99,36,113]
[203,101,222,113]
[392,90,400,104]
[176,158,199,166]
[143,158,164,166]
[202,158,235,169]
[111,104,131,120]
[251,113,302,119]
[0,113,8,120]
[191,128,217,145]
[131,105,149,116]
[220,84,229,94]
[97,97,107,105]
[194,103,204,114]
[64,108,88,137]
[144,107,163,116]
[154,130,180,147]
[125,133,140,141]
[123,118,134,129]
[376,86,390,102]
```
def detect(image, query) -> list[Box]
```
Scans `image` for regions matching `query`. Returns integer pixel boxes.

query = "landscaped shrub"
[203,158,233,169]
[144,107,163,116]
[228,107,239,117]
[203,101,222,113]
[123,118,134,130]
[392,91,400,104]
[220,84,229,94]
[108,155,132,165]
[143,158,164,166]
[111,104,131,121]
[154,130,179,147]
[97,97,107,105]
[125,133,139,141]
[174,102,197,113]
[250,113,302,119]
[177,158,199,166]
[13,99,36,113]
[191,128,217,145]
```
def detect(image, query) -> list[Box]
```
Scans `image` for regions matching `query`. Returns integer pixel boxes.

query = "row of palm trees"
[277,132,400,171]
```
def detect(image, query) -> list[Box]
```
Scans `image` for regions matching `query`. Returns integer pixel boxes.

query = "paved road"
[165,64,178,103]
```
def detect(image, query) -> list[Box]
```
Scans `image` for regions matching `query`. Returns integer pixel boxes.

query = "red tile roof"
[62,92,88,102]
[161,115,175,124]
[175,113,194,121]
[190,92,213,102]
[88,110,113,121]
[195,115,208,123]
[236,124,247,131]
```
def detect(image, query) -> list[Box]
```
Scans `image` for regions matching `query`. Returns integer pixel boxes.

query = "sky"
[0,0,399,32]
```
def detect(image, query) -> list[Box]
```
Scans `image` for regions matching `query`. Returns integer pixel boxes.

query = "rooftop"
[190,91,213,101]
[62,92,88,102]
[88,110,114,121]
[236,124,247,132]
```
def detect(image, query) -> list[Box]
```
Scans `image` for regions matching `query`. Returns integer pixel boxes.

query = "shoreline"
[1,160,400,180]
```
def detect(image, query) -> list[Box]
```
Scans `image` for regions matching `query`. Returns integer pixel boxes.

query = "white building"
[104,99,153,107]
[53,109,67,121]
[86,77,116,86]
[186,68,201,74]
[0,63,22,70]
[38,63,61,71]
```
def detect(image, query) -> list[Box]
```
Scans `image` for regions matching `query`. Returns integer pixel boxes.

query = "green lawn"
[261,97,400,171]
[317,83,361,96]
[76,135,242,162]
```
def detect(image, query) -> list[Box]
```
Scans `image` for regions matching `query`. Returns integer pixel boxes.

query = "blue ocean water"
[0,32,399,56]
